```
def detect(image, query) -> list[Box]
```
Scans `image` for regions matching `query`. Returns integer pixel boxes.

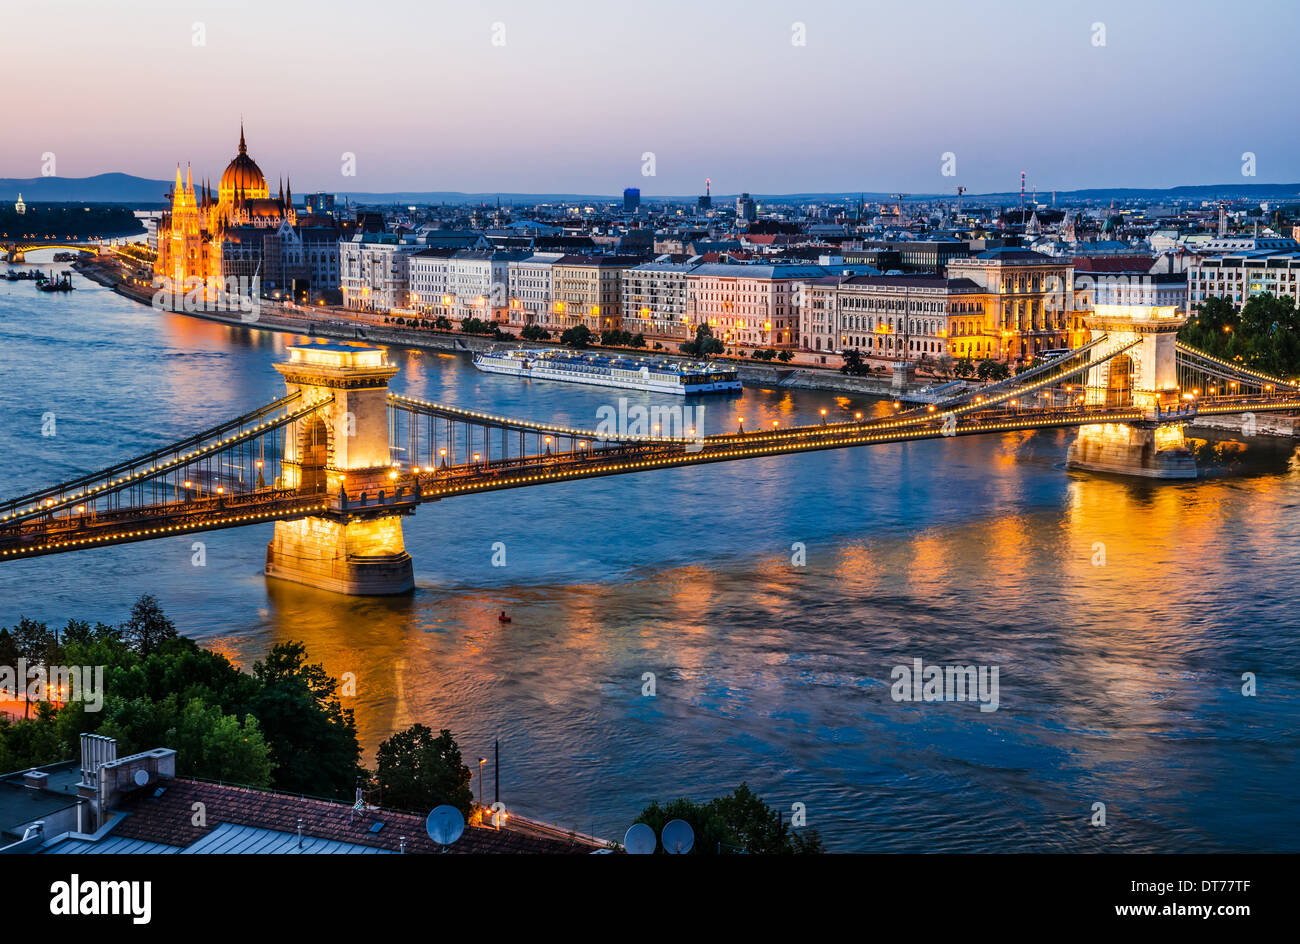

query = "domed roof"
[219,125,268,200]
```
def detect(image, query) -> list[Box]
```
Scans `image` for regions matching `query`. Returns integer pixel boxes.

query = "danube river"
[2,261,1298,852]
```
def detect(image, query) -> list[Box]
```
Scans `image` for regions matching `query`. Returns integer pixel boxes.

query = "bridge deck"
[5,393,1299,561]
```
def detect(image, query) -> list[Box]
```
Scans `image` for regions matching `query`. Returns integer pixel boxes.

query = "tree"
[633,782,823,854]
[521,324,550,341]
[251,641,363,799]
[680,324,723,358]
[120,595,177,657]
[953,357,976,379]
[561,324,592,348]
[433,315,453,331]
[976,358,1010,381]
[776,349,794,363]
[840,348,869,376]
[165,698,274,787]
[374,724,474,816]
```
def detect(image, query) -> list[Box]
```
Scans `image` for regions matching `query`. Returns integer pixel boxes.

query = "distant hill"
[339,182,1300,205]
[0,173,170,205]
[2,174,1296,207]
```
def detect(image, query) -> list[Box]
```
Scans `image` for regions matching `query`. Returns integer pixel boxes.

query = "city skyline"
[6,0,1299,195]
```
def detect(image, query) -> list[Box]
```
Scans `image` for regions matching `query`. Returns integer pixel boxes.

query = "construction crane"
[956,186,967,215]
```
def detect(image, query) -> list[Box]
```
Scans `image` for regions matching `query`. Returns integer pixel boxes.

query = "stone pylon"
[264,345,416,594]
[1066,303,1196,479]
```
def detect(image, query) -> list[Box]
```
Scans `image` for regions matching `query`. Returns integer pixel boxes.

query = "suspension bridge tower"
[1066,303,1197,479]
[264,345,416,594]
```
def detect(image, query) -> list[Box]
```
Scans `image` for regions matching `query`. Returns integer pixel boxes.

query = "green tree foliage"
[165,698,274,786]
[374,724,474,816]
[1179,293,1300,378]
[0,600,357,799]
[976,358,1011,381]
[251,641,364,799]
[680,324,724,357]
[840,348,869,376]
[120,594,177,657]
[561,324,593,348]
[521,324,550,341]
[459,317,498,336]
[634,782,823,854]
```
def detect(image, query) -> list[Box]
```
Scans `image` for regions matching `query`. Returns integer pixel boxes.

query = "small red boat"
[498,611,512,623]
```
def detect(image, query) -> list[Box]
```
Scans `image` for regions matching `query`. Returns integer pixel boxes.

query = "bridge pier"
[1064,302,1196,480]
[265,515,414,595]
[1066,422,1196,479]
[263,345,415,595]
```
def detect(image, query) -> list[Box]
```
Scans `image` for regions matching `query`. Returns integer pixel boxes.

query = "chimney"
[80,733,117,786]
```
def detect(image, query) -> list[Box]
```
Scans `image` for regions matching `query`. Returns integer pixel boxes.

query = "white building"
[506,252,564,329]
[1187,248,1300,310]
[621,260,700,341]
[340,233,423,312]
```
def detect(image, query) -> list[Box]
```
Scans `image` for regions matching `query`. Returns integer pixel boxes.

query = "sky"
[3,0,1298,196]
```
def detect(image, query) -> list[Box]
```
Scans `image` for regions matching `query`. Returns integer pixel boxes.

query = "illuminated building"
[947,249,1077,363]
[154,124,299,293]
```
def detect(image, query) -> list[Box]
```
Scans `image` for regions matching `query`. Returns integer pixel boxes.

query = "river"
[1,258,1297,851]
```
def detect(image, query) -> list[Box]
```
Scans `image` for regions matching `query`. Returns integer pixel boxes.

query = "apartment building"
[620,260,700,341]
[686,263,829,349]
[339,232,423,312]
[506,252,564,329]
[550,255,641,332]
[1187,247,1300,310]
[798,275,987,361]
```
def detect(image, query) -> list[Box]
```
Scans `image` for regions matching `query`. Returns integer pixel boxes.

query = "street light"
[478,757,487,810]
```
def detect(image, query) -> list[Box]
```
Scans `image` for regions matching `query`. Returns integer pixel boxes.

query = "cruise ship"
[473,348,742,395]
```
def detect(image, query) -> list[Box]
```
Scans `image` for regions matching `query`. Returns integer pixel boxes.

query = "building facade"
[550,255,640,332]
[339,232,422,312]
[1187,248,1300,310]
[686,263,827,349]
[946,248,1079,363]
[620,261,699,340]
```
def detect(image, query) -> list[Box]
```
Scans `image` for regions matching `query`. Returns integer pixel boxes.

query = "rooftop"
[101,779,596,854]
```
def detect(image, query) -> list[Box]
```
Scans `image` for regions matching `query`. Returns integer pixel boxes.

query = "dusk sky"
[5,0,1298,195]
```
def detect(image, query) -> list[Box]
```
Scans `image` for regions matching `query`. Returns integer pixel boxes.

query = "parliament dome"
[219,125,269,202]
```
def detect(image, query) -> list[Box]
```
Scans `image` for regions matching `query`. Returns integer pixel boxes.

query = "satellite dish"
[425,805,465,846]
[661,819,695,854]
[623,822,656,855]
[132,769,150,787]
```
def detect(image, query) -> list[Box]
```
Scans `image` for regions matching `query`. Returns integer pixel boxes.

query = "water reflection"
[0,271,1297,850]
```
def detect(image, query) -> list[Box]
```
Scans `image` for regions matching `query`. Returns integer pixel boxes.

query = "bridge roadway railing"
[0,393,330,527]
[0,486,330,561]
[406,401,1191,500]
[1175,343,1300,392]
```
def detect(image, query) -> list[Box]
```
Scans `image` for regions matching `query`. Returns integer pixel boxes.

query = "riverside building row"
[340,239,1294,364]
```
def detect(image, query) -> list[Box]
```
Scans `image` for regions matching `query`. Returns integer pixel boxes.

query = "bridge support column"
[1064,302,1196,480]
[264,345,415,595]
[266,515,414,595]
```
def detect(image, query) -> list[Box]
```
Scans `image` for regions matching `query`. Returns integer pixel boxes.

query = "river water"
[2,259,1297,852]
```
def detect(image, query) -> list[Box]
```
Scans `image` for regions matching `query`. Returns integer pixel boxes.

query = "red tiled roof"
[1071,255,1153,273]
[111,779,598,854]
